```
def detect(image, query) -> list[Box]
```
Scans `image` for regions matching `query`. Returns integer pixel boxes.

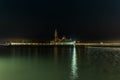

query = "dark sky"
[0,0,120,41]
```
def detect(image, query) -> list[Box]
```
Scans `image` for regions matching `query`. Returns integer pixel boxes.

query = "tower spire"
[54,29,59,42]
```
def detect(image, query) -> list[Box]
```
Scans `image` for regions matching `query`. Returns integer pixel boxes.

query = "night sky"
[0,0,120,41]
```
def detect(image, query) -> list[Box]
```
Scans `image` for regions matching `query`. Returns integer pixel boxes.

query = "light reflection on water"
[54,46,58,61]
[0,46,120,80]
[71,46,78,80]
[87,47,120,80]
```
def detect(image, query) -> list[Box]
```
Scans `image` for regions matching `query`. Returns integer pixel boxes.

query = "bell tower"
[54,29,59,42]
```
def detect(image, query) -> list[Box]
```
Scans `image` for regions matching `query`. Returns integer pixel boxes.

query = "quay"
[76,43,120,47]
[2,42,120,47]
[9,42,75,46]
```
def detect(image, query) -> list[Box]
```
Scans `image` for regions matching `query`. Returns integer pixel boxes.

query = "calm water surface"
[0,46,120,80]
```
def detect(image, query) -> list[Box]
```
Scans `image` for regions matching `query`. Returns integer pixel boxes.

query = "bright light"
[71,46,78,80]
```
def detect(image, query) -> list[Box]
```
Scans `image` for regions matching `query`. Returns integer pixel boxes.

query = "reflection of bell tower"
[54,29,59,42]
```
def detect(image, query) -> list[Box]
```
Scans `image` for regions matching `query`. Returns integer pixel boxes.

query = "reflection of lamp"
[71,46,78,80]
[54,46,58,61]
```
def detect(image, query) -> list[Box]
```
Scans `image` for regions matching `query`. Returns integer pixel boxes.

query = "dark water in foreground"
[0,46,120,80]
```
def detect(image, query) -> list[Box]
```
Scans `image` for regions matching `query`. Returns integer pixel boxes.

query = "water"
[0,46,120,80]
